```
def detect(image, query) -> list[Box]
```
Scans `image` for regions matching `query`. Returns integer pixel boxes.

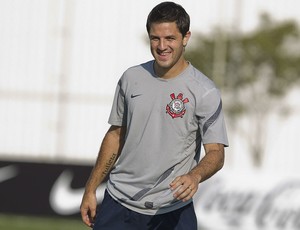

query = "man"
[80,2,228,229]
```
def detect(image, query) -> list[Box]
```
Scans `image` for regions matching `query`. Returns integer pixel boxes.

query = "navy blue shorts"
[93,190,197,230]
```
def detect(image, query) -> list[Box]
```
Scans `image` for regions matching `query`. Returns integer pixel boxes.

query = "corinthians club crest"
[166,93,189,118]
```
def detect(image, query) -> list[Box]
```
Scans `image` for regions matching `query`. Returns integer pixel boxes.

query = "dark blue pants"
[93,190,197,230]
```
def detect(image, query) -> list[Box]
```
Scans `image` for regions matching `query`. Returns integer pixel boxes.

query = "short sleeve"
[108,79,127,126]
[197,88,229,147]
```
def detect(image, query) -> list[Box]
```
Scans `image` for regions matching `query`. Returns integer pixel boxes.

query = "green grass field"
[0,214,87,230]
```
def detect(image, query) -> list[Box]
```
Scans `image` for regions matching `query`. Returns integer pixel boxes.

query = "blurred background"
[1,0,300,229]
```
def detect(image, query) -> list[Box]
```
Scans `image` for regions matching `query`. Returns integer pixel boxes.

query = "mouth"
[157,50,171,61]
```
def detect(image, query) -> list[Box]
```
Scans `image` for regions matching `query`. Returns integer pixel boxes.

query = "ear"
[183,31,191,47]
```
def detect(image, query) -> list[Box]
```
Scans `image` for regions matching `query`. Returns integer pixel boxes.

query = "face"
[149,22,190,78]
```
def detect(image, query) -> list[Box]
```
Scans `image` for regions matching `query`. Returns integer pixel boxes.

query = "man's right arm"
[80,125,126,227]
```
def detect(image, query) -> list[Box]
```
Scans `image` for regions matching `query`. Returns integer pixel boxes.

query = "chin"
[155,60,172,69]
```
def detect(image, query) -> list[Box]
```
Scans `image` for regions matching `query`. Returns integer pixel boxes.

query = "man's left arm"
[170,143,225,202]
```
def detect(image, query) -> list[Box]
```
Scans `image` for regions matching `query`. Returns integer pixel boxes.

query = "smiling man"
[80,2,228,230]
[149,22,190,78]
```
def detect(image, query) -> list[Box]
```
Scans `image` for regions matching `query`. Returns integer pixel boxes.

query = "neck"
[154,59,189,79]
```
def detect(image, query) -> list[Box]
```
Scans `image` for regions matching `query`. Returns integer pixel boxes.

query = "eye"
[166,36,176,41]
[150,36,159,41]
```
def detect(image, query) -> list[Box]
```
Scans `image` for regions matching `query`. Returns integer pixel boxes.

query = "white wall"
[0,0,300,166]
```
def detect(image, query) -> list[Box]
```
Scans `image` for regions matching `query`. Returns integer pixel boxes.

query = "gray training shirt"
[107,60,229,215]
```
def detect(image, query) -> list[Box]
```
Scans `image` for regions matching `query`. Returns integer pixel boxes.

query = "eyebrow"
[149,34,177,39]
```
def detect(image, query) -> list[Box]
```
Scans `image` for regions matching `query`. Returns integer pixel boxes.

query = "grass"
[0,214,88,230]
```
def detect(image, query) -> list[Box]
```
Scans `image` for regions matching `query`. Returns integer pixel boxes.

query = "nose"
[158,39,166,50]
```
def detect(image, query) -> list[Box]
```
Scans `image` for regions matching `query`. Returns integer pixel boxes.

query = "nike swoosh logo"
[0,165,18,183]
[49,170,106,215]
[131,94,142,98]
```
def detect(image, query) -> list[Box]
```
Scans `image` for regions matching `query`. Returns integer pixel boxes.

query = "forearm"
[188,143,225,184]
[84,125,126,194]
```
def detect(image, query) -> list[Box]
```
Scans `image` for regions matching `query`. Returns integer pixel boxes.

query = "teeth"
[159,52,169,55]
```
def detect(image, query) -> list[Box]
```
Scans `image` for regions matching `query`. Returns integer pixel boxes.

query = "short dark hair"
[146,1,190,37]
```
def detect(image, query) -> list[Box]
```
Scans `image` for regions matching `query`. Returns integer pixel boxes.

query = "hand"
[80,192,97,228]
[169,172,201,202]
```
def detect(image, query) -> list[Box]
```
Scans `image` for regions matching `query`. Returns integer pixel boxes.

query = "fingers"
[173,184,196,202]
[80,207,92,227]
[80,196,97,228]
[170,175,198,202]
[81,206,96,227]
[90,208,96,221]
[176,185,195,202]
[169,176,184,190]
